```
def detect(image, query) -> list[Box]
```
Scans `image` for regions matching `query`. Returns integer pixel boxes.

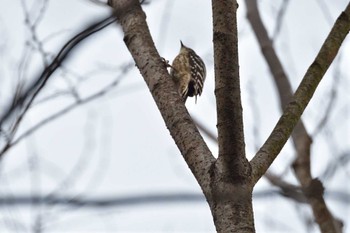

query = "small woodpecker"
[170,41,206,103]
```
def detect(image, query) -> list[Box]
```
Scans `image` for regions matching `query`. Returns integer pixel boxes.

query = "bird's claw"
[161,57,172,69]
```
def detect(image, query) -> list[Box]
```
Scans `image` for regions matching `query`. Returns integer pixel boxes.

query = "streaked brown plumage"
[170,41,206,103]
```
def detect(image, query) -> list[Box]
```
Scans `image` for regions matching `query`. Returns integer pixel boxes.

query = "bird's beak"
[180,40,184,47]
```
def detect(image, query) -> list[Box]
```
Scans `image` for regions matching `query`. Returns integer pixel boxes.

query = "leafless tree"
[0,0,349,232]
[107,0,349,232]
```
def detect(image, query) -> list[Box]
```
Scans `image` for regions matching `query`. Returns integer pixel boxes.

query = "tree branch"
[247,2,349,232]
[209,1,255,232]
[250,1,350,188]
[0,67,129,156]
[0,15,116,142]
[108,0,215,195]
[212,0,250,180]
[0,15,116,160]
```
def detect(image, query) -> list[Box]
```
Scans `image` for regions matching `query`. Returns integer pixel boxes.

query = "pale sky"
[0,0,349,232]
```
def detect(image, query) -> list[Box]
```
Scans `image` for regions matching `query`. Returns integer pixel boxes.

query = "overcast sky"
[0,0,349,232]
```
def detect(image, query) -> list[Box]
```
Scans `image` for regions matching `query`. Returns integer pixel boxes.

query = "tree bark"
[108,0,215,195]
[211,0,254,232]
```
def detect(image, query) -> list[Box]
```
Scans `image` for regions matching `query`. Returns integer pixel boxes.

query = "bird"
[170,41,206,103]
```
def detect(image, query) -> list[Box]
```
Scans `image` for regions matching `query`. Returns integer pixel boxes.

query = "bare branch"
[0,15,116,162]
[265,172,306,203]
[0,15,116,129]
[108,0,215,195]
[248,6,350,232]
[0,190,348,208]
[312,55,342,137]
[192,116,217,143]
[320,151,350,181]
[272,0,290,41]
[250,2,350,185]
[210,1,254,232]
[0,64,130,156]
[247,0,350,232]
[246,1,349,232]
[212,0,249,178]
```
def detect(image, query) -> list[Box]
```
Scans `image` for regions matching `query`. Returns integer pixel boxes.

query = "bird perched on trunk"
[170,41,206,103]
